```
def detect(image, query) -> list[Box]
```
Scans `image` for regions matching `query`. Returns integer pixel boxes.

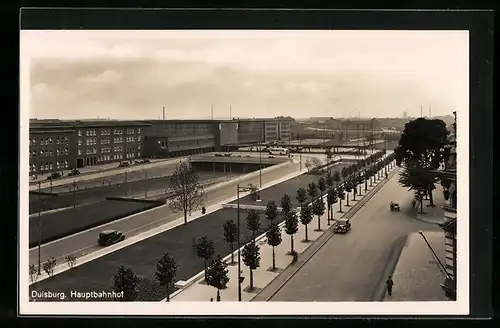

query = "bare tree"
[168,162,206,224]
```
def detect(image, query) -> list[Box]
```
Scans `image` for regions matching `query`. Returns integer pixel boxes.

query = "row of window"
[99,153,139,161]
[77,128,142,137]
[30,136,69,147]
[30,160,69,172]
[126,153,139,159]
[126,136,139,143]
[101,147,111,154]
[76,136,141,146]
[86,148,98,155]
[30,148,70,158]
[114,145,124,152]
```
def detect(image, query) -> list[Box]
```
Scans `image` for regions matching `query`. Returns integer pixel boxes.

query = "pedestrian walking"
[210,298,213,302]
[386,276,394,296]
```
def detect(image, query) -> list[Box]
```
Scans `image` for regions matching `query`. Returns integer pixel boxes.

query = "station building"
[28,117,293,175]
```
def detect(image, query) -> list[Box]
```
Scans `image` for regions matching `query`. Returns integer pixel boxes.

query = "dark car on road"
[333,218,351,234]
[134,159,151,164]
[97,230,126,246]
[118,161,130,168]
[46,172,62,180]
[68,169,80,176]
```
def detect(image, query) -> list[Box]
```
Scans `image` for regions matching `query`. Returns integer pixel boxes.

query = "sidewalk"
[170,164,396,302]
[383,231,449,302]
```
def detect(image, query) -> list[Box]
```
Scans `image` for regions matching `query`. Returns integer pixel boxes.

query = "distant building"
[403,111,408,119]
[340,118,382,132]
[304,117,334,124]
[29,119,149,175]
[28,117,292,176]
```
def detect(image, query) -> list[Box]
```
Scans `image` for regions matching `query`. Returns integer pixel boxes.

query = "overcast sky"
[21,30,469,120]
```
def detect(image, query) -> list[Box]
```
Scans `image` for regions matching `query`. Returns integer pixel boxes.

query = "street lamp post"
[144,171,148,199]
[259,140,262,188]
[299,134,302,171]
[37,181,42,274]
[236,184,258,301]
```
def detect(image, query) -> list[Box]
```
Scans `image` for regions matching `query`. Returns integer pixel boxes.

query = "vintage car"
[118,161,130,168]
[68,169,80,176]
[390,202,400,212]
[97,230,125,247]
[333,218,351,234]
[46,172,62,180]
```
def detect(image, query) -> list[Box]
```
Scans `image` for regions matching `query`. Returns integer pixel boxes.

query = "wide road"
[265,168,442,302]
[38,152,267,193]
[28,171,233,215]
[39,162,182,193]
[29,162,300,266]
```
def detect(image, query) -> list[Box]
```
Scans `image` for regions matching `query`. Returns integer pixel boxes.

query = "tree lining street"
[261,170,441,302]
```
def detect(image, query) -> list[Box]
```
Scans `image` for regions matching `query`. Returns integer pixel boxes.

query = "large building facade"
[434,112,457,300]
[142,120,217,158]
[28,117,293,175]
[29,120,150,175]
[29,122,76,176]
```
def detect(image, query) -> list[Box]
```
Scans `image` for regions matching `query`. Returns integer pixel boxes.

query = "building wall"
[142,120,216,157]
[264,121,279,142]
[143,136,170,158]
[29,120,150,175]
[73,125,144,168]
[278,121,291,142]
[29,129,75,175]
[218,122,239,146]
[237,120,264,144]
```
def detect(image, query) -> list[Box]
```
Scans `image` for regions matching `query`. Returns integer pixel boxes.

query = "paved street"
[29,162,300,266]
[29,171,232,215]
[29,199,160,247]
[262,168,441,302]
[29,157,184,191]
[38,161,182,193]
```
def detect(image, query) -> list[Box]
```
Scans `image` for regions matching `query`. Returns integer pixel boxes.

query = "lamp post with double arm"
[236,183,260,301]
